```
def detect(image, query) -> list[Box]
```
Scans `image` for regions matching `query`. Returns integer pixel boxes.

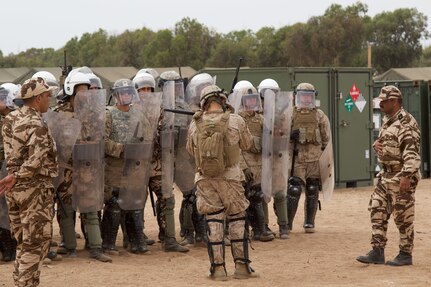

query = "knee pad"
[274,190,286,203]
[306,178,320,196]
[287,182,302,198]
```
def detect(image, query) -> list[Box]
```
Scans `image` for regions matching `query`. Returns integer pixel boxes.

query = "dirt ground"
[1,179,431,287]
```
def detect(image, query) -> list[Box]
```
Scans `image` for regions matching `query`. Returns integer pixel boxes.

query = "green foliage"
[0,4,429,72]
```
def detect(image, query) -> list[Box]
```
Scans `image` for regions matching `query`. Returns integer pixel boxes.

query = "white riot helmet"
[32,71,59,88]
[111,79,139,106]
[158,70,182,88]
[233,80,253,91]
[0,83,20,110]
[75,67,102,89]
[238,85,262,112]
[186,73,215,106]
[136,68,159,81]
[133,73,156,92]
[294,82,317,109]
[64,72,91,97]
[258,78,279,93]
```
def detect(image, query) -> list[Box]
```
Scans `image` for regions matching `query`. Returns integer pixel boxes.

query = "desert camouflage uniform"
[371,108,421,253]
[187,110,253,273]
[2,106,58,287]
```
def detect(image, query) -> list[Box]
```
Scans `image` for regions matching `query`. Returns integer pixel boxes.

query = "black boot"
[386,251,412,266]
[304,179,320,233]
[0,228,17,262]
[287,177,302,231]
[255,202,274,242]
[101,199,121,253]
[125,210,149,254]
[356,248,385,264]
[193,212,207,245]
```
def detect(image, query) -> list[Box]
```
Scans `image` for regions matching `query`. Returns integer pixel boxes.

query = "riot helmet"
[0,83,20,110]
[258,78,280,99]
[136,68,159,81]
[199,85,227,110]
[294,82,317,109]
[186,73,215,107]
[238,85,262,112]
[158,71,182,88]
[133,73,156,93]
[64,71,91,98]
[111,79,139,106]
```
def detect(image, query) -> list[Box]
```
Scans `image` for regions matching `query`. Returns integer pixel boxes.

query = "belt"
[382,164,403,173]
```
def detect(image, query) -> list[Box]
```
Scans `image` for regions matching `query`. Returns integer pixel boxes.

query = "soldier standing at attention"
[357,85,421,266]
[0,78,58,287]
[187,85,258,281]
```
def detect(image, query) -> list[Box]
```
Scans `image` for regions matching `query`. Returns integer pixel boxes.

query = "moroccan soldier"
[357,86,421,266]
[0,84,19,263]
[236,83,275,242]
[186,85,259,280]
[101,79,158,254]
[53,71,111,262]
[287,82,331,233]
[136,71,188,252]
[0,77,58,287]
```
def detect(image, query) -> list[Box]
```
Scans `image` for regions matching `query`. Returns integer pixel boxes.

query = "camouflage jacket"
[376,108,421,182]
[2,106,58,183]
[187,110,252,183]
[0,115,4,162]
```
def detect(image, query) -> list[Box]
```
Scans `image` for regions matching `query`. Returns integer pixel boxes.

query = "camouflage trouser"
[6,182,54,287]
[369,177,417,253]
[149,175,167,233]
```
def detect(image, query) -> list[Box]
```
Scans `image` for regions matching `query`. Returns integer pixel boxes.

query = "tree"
[370,8,429,72]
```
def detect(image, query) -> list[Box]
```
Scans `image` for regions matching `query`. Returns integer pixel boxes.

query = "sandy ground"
[1,179,431,287]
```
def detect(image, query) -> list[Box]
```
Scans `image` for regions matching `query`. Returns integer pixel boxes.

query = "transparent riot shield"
[262,91,293,203]
[319,139,335,202]
[44,110,81,190]
[118,96,161,210]
[0,161,10,230]
[161,81,175,198]
[72,89,106,213]
[227,90,243,114]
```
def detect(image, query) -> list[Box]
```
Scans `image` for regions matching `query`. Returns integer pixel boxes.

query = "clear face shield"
[241,93,262,112]
[89,78,103,90]
[295,90,316,109]
[112,86,139,106]
[0,89,8,106]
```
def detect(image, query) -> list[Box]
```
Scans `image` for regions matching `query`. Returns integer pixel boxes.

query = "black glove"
[290,129,300,141]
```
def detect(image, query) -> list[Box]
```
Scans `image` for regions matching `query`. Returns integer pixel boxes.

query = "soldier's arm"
[399,124,421,178]
[319,112,331,149]
[104,109,124,158]
[237,116,253,151]
[186,121,196,157]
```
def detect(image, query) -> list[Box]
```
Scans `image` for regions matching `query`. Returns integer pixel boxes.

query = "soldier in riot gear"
[288,82,331,233]
[236,83,275,242]
[136,70,189,252]
[101,78,158,255]
[53,70,112,262]
[187,85,259,281]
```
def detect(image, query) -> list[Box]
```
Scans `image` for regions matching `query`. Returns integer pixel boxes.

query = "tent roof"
[0,68,31,84]
[374,67,431,81]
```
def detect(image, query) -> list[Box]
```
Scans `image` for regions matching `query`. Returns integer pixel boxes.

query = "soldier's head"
[377,85,402,115]
[294,82,317,109]
[64,71,91,102]
[136,68,159,82]
[0,83,20,115]
[238,85,261,113]
[200,85,228,111]
[18,77,54,113]
[133,73,156,94]
[186,73,214,107]
[74,67,103,90]
[111,79,138,106]
[258,78,280,100]
[158,71,182,88]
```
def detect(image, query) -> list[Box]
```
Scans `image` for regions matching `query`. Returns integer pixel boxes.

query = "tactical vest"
[108,107,133,144]
[194,111,240,177]
[240,111,263,154]
[292,109,321,145]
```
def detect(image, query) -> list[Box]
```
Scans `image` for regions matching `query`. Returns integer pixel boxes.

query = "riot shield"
[0,161,10,230]
[227,90,243,114]
[72,89,106,213]
[319,139,335,202]
[117,96,161,210]
[185,75,215,111]
[161,81,175,198]
[44,110,81,190]
[262,91,293,203]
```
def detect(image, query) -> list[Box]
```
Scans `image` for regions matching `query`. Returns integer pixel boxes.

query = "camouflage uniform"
[187,107,255,278]
[101,106,152,253]
[3,105,58,287]
[371,107,420,253]
[288,105,330,232]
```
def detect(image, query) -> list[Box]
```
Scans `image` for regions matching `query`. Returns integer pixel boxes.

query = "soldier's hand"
[373,140,383,156]
[400,176,411,192]
[243,168,254,182]
[290,129,300,141]
[0,174,17,195]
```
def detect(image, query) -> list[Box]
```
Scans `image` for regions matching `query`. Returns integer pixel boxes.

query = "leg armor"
[228,211,255,274]
[205,209,226,275]
[274,190,289,238]
[179,190,195,245]
[125,210,148,253]
[287,176,304,230]
[163,196,189,252]
[101,195,121,251]
[304,178,321,232]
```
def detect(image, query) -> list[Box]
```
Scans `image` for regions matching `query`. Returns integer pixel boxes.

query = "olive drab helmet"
[111,78,139,106]
[199,85,227,109]
[64,71,91,97]
[132,73,156,93]
[0,83,20,110]
[294,82,317,109]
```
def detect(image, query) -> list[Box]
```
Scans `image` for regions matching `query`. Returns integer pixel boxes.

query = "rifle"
[288,129,304,187]
[59,50,72,92]
[163,108,195,116]
[55,190,68,218]
[230,57,243,94]
[148,187,156,216]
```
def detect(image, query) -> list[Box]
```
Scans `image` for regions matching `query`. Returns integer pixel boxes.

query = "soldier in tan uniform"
[357,85,421,266]
[187,85,258,281]
[0,77,58,287]
[288,82,331,233]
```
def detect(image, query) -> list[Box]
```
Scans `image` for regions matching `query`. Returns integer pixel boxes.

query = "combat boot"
[356,248,385,264]
[386,251,412,266]
[259,225,275,242]
[279,224,289,240]
[1,233,17,262]
[179,230,195,246]
[163,237,189,253]
[233,262,260,279]
[89,248,112,263]
[251,228,261,241]
[208,266,228,281]
[144,233,155,245]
